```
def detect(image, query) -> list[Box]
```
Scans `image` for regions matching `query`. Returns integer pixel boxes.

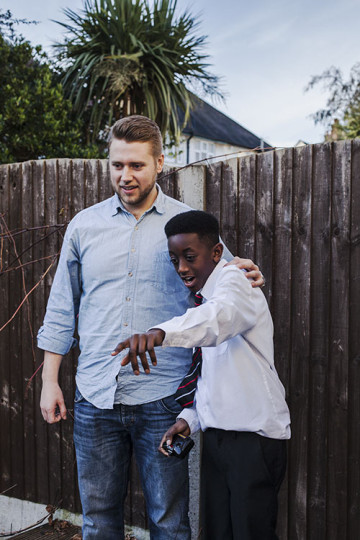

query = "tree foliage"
[306,63,360,140]
[55,0,222,145]
[0,9,100,164]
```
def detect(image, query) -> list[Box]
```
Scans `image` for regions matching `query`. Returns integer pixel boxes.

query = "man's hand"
[111,328,165,375]
[41,351,66,423]
[158,419,190,456]
[226,257,265,287]
[40,381,67,423]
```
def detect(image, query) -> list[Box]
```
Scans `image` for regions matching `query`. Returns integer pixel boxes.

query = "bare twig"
[0,256,58,334]
[3,224,66,273]
[159,144,278,182]
[24,360,44,396]
[0,505,58,538]
[0,254,57,275]
[0,223,67,240]
[0,484,18,496]
[0,215,36,368]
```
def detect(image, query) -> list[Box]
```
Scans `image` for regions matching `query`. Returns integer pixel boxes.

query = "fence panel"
[348,139,360,538]
[272,147,293,539]
[1,141,360,538]
[327,141,352,539]
[307,142,331,540]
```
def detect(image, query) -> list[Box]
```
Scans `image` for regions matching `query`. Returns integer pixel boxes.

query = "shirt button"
[134,226,139,231]
[126,297,131,302]
[128,272,133,277]
[123,322,128,327]
[131,248,135,253]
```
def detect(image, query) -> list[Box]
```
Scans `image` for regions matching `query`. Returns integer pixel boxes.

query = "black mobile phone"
[162,433,194,459]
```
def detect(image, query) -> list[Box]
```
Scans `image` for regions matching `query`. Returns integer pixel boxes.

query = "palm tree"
[55,0,222,146]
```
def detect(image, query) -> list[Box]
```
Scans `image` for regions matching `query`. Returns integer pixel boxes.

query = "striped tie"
[174,293,203,408]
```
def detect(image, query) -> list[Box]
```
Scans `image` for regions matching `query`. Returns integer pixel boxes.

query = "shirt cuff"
[37,329,78,355]
[177,406,200,435]
[151,322,183,348]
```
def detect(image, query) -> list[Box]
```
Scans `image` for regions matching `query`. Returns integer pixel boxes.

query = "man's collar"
[200,259,228,300]
[151,184,166,214]
[111,183,166,217]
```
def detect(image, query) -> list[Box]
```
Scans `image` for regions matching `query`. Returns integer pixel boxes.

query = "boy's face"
[168,233,223,293]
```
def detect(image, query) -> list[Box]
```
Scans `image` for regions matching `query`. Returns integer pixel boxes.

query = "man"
[38,115,264,540]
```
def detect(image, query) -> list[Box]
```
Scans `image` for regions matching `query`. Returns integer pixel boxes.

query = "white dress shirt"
[156,259,291,439]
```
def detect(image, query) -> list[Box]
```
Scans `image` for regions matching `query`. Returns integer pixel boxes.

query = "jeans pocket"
[159,394,183,415]
[74,386,84,404]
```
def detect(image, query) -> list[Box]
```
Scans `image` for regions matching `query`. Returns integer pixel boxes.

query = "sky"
[6,0,360,147]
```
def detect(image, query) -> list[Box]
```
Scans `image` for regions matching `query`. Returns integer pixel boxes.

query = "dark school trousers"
[200,429,287,540]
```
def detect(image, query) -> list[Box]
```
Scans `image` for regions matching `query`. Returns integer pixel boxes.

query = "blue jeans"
[73,389,190,540]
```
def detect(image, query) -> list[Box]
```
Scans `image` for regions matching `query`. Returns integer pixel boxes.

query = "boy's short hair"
[165,210,220,247]
[108,115,163,158]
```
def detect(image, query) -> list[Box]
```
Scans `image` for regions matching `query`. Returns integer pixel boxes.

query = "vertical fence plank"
[307,142,332,539]
[71,160,86,217]
[238,153,256,260]
[221,158,238,256]
[32,160,50,506]
[98,159,112,202]
[176,164,205,210]
[327,140,351,539]
[8,163,25,501]
[0,164,11,496]
[272,147,293,539]
[63,158,83,510]
[85,159,100,209]
[21,160,37,502]
[288,144,312,540]
[158,166,177,198]
[56,159,78,513]
[205,162,222,223]
[255,151,274,307]
[44,160,63,509]
[348,139,360,537]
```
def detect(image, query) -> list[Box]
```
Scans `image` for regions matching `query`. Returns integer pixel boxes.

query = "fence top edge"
[2,139,360,170]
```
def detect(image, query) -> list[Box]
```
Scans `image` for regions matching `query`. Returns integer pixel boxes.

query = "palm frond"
[55,0,223,143]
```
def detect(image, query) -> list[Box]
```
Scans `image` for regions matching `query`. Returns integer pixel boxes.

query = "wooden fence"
[0,140,359,538]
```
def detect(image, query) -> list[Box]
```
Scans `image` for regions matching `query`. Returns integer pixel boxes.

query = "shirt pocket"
[151,249,185,294]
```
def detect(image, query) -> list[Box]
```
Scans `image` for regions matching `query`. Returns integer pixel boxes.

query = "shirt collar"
[200,259,228,301]
[111,183,166,217]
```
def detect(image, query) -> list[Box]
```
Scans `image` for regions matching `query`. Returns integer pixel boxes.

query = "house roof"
[178,94,271,150]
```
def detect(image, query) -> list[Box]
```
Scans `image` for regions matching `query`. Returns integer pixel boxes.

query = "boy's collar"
[198,259,228,300]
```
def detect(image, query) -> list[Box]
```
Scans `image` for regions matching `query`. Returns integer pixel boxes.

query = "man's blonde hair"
[108,115,163,158]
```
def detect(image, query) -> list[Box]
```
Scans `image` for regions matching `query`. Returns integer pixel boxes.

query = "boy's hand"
[111,329,165,375]
[158,419,190,456]
[226,257,265,288]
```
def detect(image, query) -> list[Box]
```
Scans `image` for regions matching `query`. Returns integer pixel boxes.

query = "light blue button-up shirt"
[38,185,198,408]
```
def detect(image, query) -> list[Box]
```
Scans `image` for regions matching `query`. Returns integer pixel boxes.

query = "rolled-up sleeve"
[37,222,81,355]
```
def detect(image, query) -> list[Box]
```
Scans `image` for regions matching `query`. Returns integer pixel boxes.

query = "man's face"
[109,139,164,217]
[168,233,222,293]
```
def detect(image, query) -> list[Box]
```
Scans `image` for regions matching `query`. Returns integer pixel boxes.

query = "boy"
[113,210,291,540]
